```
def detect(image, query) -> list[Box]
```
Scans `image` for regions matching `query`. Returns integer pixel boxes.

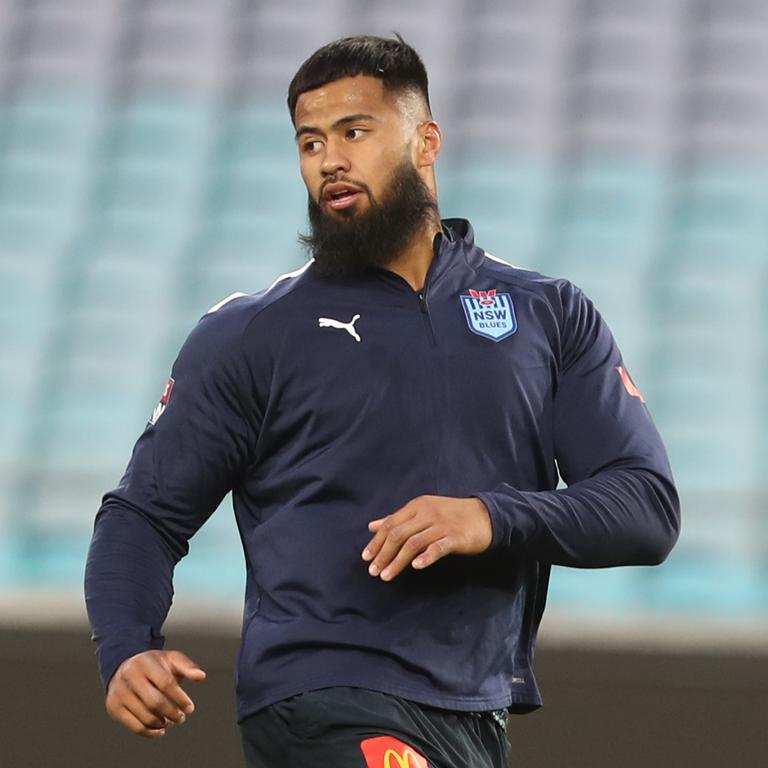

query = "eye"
[346,128,366,140]
[301,139,322,153]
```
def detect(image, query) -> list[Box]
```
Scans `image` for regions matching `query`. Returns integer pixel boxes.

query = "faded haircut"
[287,33,432,125]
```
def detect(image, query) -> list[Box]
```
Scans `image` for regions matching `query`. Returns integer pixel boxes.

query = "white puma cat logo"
[318,314,361,342]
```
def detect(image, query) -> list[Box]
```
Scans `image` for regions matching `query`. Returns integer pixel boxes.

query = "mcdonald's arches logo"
[360,735,428,768]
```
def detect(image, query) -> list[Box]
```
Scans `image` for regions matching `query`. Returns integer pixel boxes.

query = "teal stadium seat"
[651,165,765,492]
[187,220,306,311]
[0,90,100,248]
[539,160,667,376]
[3,90,102,159]
[0,252,61,463]
[114,98,216,166]
[442,158,554,266]
[640,162,768,615]
[186,106,307,306]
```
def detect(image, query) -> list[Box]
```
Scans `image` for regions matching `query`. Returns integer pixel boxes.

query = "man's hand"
[105,650,206,738]
[361,495,493,581]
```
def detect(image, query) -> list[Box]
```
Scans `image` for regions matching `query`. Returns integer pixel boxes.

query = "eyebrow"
[295,113,377,142]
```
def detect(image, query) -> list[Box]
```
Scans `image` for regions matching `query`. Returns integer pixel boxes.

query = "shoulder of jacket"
[174,261,315,363]
[476,249,577,300]
[200,260,314,326]
[472,250,598,333]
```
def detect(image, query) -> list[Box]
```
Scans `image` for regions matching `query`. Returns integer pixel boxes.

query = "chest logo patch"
[460,289,517,341]
[318,313,361,342]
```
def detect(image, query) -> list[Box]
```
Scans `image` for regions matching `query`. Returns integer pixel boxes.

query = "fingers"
[126,674,188,725]
[362,506,424,574]
[166,650,207,684]
[362,500,455,581]
[362,496,494,582]
[106,650,206,738]
[362,506,418,563]
[117,708,167,739]
[151,652,206,714]
[117,689,171,733]
[411,537,451,570]
[375,528,448,581]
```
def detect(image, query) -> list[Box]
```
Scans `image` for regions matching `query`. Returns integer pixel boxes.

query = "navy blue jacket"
[84,218,680,721]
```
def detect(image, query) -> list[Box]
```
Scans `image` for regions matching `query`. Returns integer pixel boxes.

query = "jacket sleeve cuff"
[95,630,165,691]
[473,489,538,553]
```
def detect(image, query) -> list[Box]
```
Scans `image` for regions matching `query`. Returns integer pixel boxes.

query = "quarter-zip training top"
[84,218,680,721]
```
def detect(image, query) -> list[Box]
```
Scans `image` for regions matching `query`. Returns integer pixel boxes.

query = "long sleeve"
[84,305,258,688]
[475,283,680,568]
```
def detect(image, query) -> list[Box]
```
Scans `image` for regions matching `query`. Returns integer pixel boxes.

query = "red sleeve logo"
[360,736,428,768]
[616,366,645,403]
[149,377,175,425]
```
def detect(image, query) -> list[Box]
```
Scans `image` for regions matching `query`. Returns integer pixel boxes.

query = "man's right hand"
[105,650,207,738]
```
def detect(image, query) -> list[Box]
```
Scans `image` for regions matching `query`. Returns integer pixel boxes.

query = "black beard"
[299,160,439,279]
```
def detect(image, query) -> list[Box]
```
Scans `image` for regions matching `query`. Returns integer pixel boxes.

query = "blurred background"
[0,1,765,766]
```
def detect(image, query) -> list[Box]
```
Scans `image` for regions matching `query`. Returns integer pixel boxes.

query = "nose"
[320,138,351,177]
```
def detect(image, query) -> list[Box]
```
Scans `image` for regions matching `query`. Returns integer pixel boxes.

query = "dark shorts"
[239,686,510,767]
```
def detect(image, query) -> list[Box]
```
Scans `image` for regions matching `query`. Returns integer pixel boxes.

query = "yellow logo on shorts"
[360,736,428,768]
[384,747,424,768]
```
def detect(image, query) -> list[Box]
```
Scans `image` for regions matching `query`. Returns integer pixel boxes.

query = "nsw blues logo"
[460,289,518,341]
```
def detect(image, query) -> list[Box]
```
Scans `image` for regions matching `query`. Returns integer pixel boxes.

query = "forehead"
[294,75,398,127]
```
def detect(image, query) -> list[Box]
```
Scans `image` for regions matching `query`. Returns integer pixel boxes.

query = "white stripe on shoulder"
[206,291,248,315]
[483,250,521,269]
[266,259,314,292]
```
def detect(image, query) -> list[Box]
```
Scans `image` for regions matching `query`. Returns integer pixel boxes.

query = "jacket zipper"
[417,286,437,346]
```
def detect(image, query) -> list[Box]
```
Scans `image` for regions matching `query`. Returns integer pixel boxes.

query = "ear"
[415,120,442,168]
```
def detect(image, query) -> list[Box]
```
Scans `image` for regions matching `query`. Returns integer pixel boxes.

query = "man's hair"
[287,34,431,125]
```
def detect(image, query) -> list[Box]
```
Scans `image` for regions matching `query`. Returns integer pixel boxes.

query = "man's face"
[294,75,416,217]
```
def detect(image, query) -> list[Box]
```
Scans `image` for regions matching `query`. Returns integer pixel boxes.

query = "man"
[85,35,680,767]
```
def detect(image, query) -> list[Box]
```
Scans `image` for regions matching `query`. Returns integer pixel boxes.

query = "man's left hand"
[362,495,493,581]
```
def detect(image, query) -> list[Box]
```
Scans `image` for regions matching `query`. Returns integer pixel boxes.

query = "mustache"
[320,177,373,202]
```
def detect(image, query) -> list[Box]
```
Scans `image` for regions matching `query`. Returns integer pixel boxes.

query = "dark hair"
[287,34,431,124]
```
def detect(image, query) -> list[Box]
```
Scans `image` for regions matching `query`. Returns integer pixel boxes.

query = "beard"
[298,160,439,279]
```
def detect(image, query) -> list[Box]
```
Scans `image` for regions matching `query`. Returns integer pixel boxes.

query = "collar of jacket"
[365,216,482,292]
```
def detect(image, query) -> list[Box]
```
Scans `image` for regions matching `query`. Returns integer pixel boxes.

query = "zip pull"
[417,290,428,313]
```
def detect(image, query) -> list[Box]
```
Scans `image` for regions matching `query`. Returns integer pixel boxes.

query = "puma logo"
[318,314,361,342]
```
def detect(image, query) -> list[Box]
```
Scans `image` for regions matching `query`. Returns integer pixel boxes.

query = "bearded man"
[85,34,680,768]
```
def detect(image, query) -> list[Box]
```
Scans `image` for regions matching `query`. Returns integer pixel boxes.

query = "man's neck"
[384,217,443,292]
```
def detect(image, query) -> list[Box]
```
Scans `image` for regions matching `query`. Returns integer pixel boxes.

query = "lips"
[323,181,365,210]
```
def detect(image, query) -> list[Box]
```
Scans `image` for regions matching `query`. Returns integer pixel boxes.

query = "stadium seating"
[0,0,765,617]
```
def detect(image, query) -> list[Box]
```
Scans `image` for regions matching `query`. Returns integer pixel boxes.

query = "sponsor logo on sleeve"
[149,377,175,425]
[460,288,517,341]
[616,366,645,402]
[360,736,428,768]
